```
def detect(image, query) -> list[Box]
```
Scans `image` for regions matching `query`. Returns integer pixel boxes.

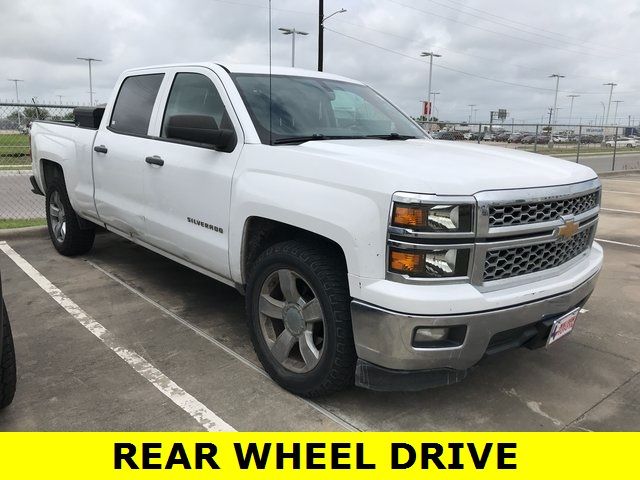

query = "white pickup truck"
[29,62,603,396]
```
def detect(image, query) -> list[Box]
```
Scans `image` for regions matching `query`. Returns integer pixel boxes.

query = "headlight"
[389,246,471,278]
[392,203,473,233]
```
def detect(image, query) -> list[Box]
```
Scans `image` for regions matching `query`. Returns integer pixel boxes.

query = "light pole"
[77,57,102,106]
[56,94,64,105]
[317,1,346,71]
[421,51,442,120]
[603,82,617,125]
[567,94,579,126]
[549,73,564,147]
[8,79,24,128]
[468,104,476,124]
[473,108,478,123]
[612,100,623,125]
[278,28,309,67]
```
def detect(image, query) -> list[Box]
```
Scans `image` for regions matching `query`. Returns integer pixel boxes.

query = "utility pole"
[77,57,102,106]
[317,2,346,71]
[278,28,309,67]
[8,79,24,128]
[468,104,476,123]
[549,74,564,147]
[421,51,441,120]
[567,94,579,126]
[612,100,623,125]
[603,82,617,125]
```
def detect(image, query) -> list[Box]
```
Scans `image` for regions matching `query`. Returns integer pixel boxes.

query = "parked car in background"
[605,138,638,148]
[553,136,569,143]
[508,133,525,143]
[495,132,511,142]
[0,269,17,409]
[464,132,480,140]
[432,131,458,141]
[482,132,495,141]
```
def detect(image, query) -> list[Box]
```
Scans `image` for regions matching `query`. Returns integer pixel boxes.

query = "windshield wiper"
[364,133,416,140]
[273,134,365,145]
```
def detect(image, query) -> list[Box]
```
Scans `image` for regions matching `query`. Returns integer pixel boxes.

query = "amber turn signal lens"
[392,205,427,228]
[389,250,424,273]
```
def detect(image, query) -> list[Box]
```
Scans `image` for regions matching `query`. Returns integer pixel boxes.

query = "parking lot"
[0,172,638,432]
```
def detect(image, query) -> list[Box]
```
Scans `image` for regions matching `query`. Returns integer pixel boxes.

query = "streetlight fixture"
[567,94,579,126]
[603,82,617,126]
[278,28,309,67]
[317,1,347,71]
[421,52,442,121]
[77,57,102,106]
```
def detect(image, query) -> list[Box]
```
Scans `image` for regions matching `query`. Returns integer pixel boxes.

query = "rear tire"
[0,301,16,409]
[46,177,95,256]
[246,240,356,397]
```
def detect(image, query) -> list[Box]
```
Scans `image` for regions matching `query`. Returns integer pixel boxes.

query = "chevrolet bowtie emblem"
[558,218,579,239]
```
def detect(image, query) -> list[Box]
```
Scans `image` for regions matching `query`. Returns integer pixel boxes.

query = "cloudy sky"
[1,0,638,125]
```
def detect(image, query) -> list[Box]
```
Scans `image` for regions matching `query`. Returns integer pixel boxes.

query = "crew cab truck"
[29,63,603,396]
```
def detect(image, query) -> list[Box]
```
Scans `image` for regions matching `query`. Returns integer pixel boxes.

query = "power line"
[422,0,625,56]
[440,0,626,52]
[324,28,615,94]
[385,0,612,59]
[329,18,612,82]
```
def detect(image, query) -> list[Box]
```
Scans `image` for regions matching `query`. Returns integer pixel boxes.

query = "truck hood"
[285,138,597,195]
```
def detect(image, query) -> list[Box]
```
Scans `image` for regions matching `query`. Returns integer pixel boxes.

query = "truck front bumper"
[351,270,599,391]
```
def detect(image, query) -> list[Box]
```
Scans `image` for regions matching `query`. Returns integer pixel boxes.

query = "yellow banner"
[0,432,637,478]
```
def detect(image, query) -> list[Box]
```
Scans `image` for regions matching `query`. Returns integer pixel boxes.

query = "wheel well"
[242,217,347,284]
[41,159,64,191]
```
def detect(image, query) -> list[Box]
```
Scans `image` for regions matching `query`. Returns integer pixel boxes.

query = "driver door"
[142,67,243,278]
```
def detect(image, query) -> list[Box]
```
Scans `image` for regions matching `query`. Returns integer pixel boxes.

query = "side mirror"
[166,115,236,152]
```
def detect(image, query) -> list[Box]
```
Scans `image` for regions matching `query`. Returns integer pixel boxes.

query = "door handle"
[145,156,164,166]
[94,145,108,154]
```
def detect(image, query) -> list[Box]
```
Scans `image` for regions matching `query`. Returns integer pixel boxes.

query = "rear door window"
[110,74,164,135]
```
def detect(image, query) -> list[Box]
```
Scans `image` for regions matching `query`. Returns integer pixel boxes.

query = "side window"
[161,73,232,137]
[110,74,164,135]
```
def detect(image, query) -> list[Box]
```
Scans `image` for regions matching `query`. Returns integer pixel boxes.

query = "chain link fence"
[1,102,76,227]
[417,120,640,174]
[1,103,639,228]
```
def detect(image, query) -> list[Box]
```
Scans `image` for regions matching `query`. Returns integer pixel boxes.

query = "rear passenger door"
[93,72,165,237]
[143,67,243,278]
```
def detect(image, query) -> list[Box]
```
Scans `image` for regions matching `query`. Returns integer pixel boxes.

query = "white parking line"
[0,241,234,432]
[595,238,640,249]
[603,190,640,196]
[601,207,640,215]
[86,259,361,432]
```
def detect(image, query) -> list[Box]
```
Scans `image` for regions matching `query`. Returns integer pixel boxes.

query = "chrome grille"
[488,191,598,228]
[483,226,594,282]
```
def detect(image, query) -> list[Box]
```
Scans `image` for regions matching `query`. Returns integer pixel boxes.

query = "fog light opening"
[412,325,467,348]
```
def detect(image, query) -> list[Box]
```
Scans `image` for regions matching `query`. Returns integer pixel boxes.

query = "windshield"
[231,73,426,144]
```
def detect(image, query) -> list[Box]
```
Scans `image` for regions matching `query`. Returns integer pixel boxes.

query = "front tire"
[46,177,95,256]
[246,240,356,397]
[0,301,16,409]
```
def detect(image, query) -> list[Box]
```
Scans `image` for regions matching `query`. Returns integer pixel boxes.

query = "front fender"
[229,171,388,286]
